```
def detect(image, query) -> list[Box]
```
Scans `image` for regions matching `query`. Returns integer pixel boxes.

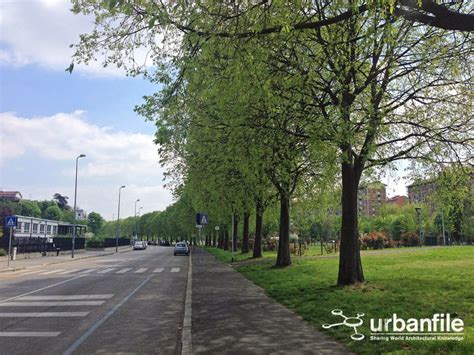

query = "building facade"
[358,182,387,216]
[7,215,87,241]
[386,195,408,207]
[0,191,23,202]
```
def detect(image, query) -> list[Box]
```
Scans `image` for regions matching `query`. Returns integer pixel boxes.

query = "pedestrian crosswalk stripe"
[97,268,115,274]
[171,268,180,273]
[80,269,94,274]
[0,301,105,306]
[18,295,113,301]
[153,268,164,273]
[58,269,81,275]
[116,268,132,274]
[0,312,89,317]
[41,269,66,275]
[134,268,148,273]
[0,332,61,337]
[21,270,43,275]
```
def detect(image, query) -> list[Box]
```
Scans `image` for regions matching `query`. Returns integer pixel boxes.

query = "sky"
[0,0,174,220]
[0,1,409,221]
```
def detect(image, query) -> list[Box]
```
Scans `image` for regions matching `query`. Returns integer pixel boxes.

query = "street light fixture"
[116,185,126,252]
[415,207,422,247]
[134,198,140,239]
[136,206,143,239]
[72,154,86,259]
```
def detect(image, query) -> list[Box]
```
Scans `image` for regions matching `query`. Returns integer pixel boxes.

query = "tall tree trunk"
[337,161,365,285]
[232,215,238,252]
[242,211,250,253]
[223,228,229,251]
[212,232,217,247]
[253,200,264,258]
[276,191,291,266]
[219,230,223,248]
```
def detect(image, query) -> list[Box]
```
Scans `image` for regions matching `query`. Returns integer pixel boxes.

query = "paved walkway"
[191,249,351,354]
[0,245,133,272]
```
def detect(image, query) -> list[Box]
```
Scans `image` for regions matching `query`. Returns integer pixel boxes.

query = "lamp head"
[79,154,86,158]
[121,185,126,189]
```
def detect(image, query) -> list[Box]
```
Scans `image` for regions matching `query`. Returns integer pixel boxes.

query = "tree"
[70,1,473,284]
[53,193,71,210]
[43,205,63,221]
[87,212,105,234]
[18,200,41,218]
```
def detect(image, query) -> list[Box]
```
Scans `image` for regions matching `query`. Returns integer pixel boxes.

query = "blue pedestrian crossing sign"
[5,216,17,228]
[195,213,209,226]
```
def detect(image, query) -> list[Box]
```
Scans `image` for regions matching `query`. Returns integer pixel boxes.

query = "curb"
[181,247,193,355]
[0,247,133,274]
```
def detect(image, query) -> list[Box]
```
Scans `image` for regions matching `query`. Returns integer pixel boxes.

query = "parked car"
[174,242,189,256]
[159,240,171,246]
[133,241,147,250]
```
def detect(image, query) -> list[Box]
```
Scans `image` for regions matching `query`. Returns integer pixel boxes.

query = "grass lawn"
[205,246,474,354]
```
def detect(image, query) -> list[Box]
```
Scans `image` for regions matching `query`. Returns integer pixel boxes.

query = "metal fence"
[0,236,85,254]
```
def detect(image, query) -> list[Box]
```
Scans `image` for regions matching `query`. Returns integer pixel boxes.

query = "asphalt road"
[0,246,188,355]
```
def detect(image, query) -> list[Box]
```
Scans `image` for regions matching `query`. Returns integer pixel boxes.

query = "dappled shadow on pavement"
[192,251,351,354]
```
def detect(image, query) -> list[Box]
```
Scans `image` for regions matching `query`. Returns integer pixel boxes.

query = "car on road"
[174,242,189,256]
[133,241,147,250]
[159,240,171,246]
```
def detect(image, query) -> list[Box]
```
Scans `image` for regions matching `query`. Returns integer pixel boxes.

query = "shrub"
[400,232,420,247]
[0,248,6,256]
[86,239,104,248]
[360,231,393,250]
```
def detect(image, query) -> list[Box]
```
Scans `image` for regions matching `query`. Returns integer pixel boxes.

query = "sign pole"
[7,227,13,269]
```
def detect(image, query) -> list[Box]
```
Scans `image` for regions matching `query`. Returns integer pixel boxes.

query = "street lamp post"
[72,154,86,259]
[134,198,140,239]
[415,207,422,247]
[137,206,143,239]
[116,185,126,252]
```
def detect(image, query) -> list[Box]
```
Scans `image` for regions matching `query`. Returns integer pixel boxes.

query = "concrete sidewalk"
[190,249,351,354]
[0,245,133,272]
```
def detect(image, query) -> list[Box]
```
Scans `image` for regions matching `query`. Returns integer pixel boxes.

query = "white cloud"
[0,111,174,218]
[0,0,125,77]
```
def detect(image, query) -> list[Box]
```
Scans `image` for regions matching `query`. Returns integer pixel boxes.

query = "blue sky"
[0,0,173,219]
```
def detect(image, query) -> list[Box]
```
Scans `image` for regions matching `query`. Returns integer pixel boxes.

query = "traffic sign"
[5,216,17,228]
[195,213,209,226]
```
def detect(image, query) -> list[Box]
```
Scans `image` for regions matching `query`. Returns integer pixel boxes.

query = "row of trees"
[71,1,473,285]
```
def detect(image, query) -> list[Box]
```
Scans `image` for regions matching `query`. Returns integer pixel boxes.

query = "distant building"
[3,215,87,241]
[358,182,386,216]
[0,191,23,202]
[386,195,408,207]
[407,180,437,204]
[76,209,86,221]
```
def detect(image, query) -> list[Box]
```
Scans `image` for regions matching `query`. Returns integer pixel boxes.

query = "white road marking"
[0,301,105,306]
[41,269,66,275]
[153,268,164,273]
[58,269,81,275]
[97,268,115,274]
[18,295,113,301]
[79,269,94,274]
[116,268,132,274]
[20,270,44,275]
[171,267,180,273]
[0,275,86,303]
[63,275,154,355]
[134,268,148,273]
[0,312,89,317]
[0,332,61,337]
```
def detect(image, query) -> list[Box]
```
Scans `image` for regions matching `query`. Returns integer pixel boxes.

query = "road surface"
[0,246,188,354]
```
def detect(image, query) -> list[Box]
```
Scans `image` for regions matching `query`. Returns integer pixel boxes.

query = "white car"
[133,241,147,250]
